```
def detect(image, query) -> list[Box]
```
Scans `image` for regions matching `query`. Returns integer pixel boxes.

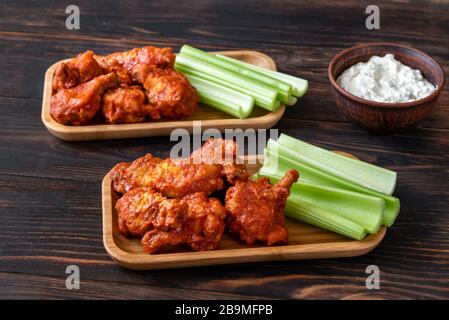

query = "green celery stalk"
[175,64,279,111]
[215,54,308,97]
[285,201,367,240]
[184,73,254,119]
[198,96,246,119]
[263,144,400,227]
[175,54,279,111]
[287,96,298,106]
[259,171,384,234]
[277,134,397,195]
[180,45,292,104]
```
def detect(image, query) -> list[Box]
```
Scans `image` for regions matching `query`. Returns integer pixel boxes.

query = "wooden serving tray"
[42,51,285,141]
[102,154,386,270]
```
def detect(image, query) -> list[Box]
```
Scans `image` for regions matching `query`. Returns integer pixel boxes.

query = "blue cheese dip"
[337,54,436,103]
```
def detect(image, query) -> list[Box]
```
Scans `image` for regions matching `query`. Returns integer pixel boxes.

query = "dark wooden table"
[0,0,448,300]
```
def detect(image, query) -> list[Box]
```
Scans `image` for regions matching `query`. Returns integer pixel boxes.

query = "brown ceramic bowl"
[328,43,445,133]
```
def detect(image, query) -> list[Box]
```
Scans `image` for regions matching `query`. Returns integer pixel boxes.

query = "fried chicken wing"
[180,192,227,252]
[110,162,131,194]
[102,86,160,124]
[51,73,119,125]
[189,138,249,184]
[110,153,224,197]
[95,46,175,85]
[143,69,198,119]
[141,229,185,254]
[52,50,103,92]
[116,187,185,237]
[225,169,299,245]
[140,192,226,253]
[116,188,226,254]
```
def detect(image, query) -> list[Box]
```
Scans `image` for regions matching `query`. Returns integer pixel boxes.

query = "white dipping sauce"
[337,54,436,103]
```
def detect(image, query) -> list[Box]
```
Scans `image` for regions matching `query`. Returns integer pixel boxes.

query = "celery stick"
[199,95,247,119]
[287,96,298,106]
[277,134,397,195]
[180,45,292,104]
[175,64,278,111]
[184,74,254,119]
[216,54,308,97]
[263,145,400,227]
[260,172,384,234]
[175,54,279,111]
[285,201,367,240]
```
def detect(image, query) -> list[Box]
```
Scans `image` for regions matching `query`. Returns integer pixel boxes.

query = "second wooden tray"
[42,50,285,141]
[102,154,386,270]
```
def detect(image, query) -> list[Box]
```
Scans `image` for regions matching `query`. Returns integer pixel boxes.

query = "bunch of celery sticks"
[175,45,308,118]
[257,134,400,240]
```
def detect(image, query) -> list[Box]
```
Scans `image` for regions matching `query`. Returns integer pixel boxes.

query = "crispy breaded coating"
[102,86,160,124]
[225,169,299,245]
[95,46,175,85]
[52,50,103,92]
[180,192,227,252]
[140,192,226,254]
[116,188,226,254]
[141,229,185,254]
[143,69,198,119]
[115,187,185,237]
[110,153,224,197]
[189,138,249,184]
[50,73,119,125]
[110,162,131,194]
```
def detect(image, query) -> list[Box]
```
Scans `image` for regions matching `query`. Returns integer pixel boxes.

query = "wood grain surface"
[0,0,448,299]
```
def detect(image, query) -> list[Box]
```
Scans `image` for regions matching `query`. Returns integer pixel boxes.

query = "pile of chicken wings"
[110,138,299,254]
[51,47,199,125]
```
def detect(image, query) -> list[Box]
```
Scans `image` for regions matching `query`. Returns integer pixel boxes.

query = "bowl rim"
[328,42,445,109]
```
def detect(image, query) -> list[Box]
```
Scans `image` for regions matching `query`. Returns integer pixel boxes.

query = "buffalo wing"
[95,46,175,85]
[225,169,299,245]
[102,86,160,123]
[143,68,198,119]
[51,73,119,125]
[52,50,103,92]
[110,153,224,197]
[189,138,249,184]
[116,188,226,254]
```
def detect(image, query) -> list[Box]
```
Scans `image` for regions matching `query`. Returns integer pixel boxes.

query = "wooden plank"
[0,1,448,48]
[0,272,270,300]
[0,115,448,183]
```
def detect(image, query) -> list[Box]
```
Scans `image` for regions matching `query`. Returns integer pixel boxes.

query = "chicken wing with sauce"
[115,187,185,237]
[50,73,119,125]
[143,69,198,119]
[110,153,224,198]
[102,86,160,124]
[52,50,103,92]
[225,169,299,245]
[116,188,226,254]
[141,192,226,253]
[189,138,249,184]
[95,46,175,85]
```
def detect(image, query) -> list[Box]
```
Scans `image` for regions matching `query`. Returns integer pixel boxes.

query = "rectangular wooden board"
[102,155,386,270]
[42,51,285,141]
